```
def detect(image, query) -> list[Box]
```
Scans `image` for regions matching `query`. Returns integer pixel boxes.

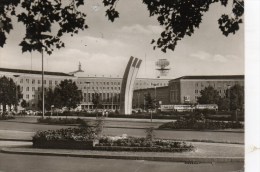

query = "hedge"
[158,118,244,130]
[37,117,86,125]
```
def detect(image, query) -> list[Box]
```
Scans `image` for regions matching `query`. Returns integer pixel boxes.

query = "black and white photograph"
[0,0,259,172]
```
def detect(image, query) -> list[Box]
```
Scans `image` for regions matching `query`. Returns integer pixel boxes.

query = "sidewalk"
[1,142,244,163]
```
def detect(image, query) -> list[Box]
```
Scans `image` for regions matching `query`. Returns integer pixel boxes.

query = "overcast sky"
[0,0,244,79]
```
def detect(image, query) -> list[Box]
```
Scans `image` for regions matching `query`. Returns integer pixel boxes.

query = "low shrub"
[0,113,15,120]
[33,127,97,143]
[37,117,87,125]
[96,136,194,152]
[158,118,244,130]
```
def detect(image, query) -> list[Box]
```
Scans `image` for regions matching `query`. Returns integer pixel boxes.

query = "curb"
[0,138,31,142]
[1,147,244,163]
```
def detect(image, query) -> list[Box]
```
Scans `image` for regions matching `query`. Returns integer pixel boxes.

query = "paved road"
[0,142,243,172]
[0,118,244,143]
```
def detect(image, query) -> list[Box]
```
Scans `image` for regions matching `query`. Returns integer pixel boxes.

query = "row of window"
[195,89,227,94]
[195,81,241,87]
[21,87,50,92]
[82,86,121,91]
[78,81,121,86]
[20,79,59,85]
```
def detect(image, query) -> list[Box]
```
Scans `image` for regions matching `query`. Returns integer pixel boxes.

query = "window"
[38,87,41,91]
[38,80,41,84]
[32,79,35,84]
[107,82,109,85]
[44,80,46,84]
[32,87,35,91]
[21,87,23,91]
[32,95,35,99]
[26,87,29,91]
[26,94,29,99]
[20,79,23,83]
[26,79,29,83]
[195,90,198,94]
[49,80,52,85]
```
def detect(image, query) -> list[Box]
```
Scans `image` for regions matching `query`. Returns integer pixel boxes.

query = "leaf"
[0,32,7,47]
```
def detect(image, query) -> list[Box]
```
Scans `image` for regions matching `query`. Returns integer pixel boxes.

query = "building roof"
[0,67,73,77]
[78,76,170,80]
[170,75,244,81]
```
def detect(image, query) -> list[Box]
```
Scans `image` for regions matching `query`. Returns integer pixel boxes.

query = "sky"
[0,0,244,79]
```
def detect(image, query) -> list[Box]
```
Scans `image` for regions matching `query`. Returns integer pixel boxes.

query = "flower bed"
[158,118,244,130]
[33,127,98,149]
[95,136,194,152]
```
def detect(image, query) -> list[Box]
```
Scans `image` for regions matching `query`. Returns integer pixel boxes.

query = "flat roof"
[78,77,170,80]
[170,75,244,81]
[0,68,73,77]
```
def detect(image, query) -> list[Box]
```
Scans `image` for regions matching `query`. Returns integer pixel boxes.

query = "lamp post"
[85,82,90,111]
[13,75,20,113]
[227,85,231,111]
[51,105,54,116]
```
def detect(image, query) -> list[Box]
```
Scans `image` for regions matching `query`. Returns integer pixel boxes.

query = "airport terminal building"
[168,75,244,104]
[0,67,169,111]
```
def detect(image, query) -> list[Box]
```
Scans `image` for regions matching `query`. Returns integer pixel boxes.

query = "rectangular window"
[26,87,29,91]
[26,79,29,83]
[26,94,29,99]
[44,80,46,84]
[20,79,23,83]
[49,80,52,85]
[32,79,35,84]
[38,80,41,84]
[32,95,35,99]
[32,87,35,91]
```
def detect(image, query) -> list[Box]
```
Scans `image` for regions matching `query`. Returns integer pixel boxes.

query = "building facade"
[132,86,170,109]
[76,77,169,110]
[168,75,244,104]
[0,67,169,111]
[0,68,76,110]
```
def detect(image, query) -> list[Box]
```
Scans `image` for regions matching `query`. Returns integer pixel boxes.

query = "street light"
[227,85,231,111]
[51,105,54,116]
[85,82,90,111]
[13,75,20,113]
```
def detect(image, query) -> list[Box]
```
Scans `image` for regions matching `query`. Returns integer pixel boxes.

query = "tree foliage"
[92,93,103,109]
[0,0,244,53]
[197,86,220,104]
[229,84,244,110]
[0,76,22,111]
[144,92,155,110]
[45,79,83,110]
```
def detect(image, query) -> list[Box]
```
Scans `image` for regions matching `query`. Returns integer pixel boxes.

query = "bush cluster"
[0,113,15,120]
[96,136,194,152]
[37,117,86,125]
[36,110,244,121]
[33,127,97,142]
[159,117,244,130]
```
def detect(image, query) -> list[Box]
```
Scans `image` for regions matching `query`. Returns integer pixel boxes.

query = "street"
[0,117,244,172]
[0,144,243,172]
[0,117,244,143]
